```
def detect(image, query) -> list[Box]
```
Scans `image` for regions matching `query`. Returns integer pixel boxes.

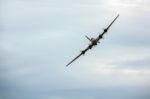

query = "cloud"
[1,0,150,99]
[114,57,150,69]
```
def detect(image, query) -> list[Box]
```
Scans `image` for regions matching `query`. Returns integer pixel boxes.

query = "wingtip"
[117,14,120,17]
[66,65,69,67]
[66,64,69,67]
[66,63,70,67]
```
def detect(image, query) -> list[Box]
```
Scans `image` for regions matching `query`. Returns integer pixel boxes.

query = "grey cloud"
[1,87,150,99]
[1,0,150,99]
[112,57,150,69]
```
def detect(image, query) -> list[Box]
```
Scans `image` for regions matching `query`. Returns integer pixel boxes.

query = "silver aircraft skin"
[66,14,120,67]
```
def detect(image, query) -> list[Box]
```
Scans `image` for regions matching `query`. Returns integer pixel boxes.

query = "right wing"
[106,14,119,31]
[97,14,120,41]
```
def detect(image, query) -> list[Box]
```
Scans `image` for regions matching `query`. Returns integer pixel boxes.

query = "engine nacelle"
[104,28,108,32]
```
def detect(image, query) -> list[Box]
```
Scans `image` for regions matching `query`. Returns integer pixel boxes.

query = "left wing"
[66,52,83,67]
[66,47,90,67]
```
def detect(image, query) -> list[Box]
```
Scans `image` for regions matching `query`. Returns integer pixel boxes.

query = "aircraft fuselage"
[88,38,97,49]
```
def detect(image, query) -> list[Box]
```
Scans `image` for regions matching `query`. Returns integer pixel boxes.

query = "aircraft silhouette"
[66,14,120,67]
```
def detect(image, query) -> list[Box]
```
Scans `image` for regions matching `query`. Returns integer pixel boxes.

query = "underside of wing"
[107,14,119,31]
[66,53,83,67]
[66,47,90,67]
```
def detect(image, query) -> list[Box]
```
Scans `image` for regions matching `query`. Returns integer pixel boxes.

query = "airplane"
[66,14,120,67]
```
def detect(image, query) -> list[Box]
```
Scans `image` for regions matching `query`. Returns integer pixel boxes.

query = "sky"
[0,0,150,99]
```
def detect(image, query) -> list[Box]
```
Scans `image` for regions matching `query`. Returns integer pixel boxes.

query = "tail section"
[85,35,91,41]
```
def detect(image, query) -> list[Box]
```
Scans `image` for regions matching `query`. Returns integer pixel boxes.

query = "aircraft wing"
[66,52,83,67]
[106,14,119,31]
[66,47,90,67]
[97,14,119,41]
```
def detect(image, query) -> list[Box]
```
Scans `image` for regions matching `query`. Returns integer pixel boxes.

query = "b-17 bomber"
[66,14,120,67]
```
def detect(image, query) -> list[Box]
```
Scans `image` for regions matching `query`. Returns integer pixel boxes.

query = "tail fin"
[85,35,91,41]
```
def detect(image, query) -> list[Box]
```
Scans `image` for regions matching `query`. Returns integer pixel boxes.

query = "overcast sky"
[0,0,150,99]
